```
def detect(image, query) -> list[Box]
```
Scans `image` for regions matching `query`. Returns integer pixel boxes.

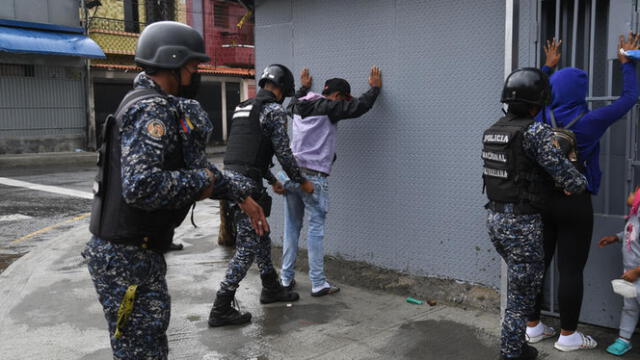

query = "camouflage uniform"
[218,101,305,295]
[486,122,587,358]
[83,73,242,359]
[83,237,170,359]
[176,97,213,169]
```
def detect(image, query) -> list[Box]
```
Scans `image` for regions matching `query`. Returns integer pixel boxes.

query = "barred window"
[0,64,35,77]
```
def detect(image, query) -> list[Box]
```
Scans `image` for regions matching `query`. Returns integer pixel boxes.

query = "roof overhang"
[0,20,106,59]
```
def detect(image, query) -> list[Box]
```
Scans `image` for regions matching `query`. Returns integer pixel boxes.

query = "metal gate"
[535,0,640,328]
[0,63,85,138]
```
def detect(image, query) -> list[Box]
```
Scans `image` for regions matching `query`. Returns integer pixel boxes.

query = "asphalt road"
[0,155,224,273]
[0,164,95,271]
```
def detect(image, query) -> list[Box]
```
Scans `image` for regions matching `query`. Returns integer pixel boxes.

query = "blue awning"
[0,25,106,59]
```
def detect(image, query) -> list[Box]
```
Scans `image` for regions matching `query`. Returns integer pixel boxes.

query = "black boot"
[260,270,300,304]
[502,344,538,360]
[208,290,252,327]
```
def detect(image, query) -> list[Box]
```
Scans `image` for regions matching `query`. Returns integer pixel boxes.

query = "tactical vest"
[223,89,278,181]
[482,115,548,213]
[89,89,190,253]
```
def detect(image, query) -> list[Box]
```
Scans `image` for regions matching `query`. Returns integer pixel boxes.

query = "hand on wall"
[300,68,313,88]
[369,66,382,88]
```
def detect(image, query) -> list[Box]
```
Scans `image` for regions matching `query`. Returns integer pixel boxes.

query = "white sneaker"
[554,332,598,352]
[526,323,556,343]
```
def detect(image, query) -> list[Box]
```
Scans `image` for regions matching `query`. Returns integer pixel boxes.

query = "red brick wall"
[190,0,254,68]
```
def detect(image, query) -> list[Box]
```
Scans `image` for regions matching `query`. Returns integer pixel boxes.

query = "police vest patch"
[483,134,510,144]
[482,151,507,163]
[146,119,166,139]
[483,167,508,179]
[232,104,253,120]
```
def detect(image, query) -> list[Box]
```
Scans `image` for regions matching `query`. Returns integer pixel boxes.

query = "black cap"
[322,78,352,100]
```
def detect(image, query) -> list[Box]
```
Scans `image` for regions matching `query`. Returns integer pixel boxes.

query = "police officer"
[208,64,315,327]
[83,21,267,359]
[482,68,587,360]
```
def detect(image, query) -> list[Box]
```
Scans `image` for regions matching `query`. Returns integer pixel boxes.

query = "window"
[144,0,175,24]
[214,3,229,28]
[124,0,140,33]
[0,64,35,77]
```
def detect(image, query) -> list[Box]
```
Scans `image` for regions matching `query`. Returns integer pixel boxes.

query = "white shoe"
[526,323,556,343]
[554,332,598,352]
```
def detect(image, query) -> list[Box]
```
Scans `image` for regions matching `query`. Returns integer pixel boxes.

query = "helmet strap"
[172,69,182,96]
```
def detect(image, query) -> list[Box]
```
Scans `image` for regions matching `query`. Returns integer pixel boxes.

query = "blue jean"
[281,174,329,289]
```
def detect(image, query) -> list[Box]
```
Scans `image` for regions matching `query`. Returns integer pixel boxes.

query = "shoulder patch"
[146,119,166,139]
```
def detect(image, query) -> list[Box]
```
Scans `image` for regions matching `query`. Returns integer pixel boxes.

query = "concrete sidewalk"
[0,200,634,360]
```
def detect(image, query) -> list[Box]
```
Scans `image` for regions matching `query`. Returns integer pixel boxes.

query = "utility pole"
[82,0,97,151]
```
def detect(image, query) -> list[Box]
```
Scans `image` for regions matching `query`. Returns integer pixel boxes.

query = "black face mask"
[178,72,201,99]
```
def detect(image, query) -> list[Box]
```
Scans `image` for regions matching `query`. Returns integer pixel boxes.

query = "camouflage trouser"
[82,236,170,360]
[218,201,276,295]
[487,208,544,358]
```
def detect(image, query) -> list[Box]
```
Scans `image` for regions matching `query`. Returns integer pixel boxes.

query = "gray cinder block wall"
[255,0,508,288]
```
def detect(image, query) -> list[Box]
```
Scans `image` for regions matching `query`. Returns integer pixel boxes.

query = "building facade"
[88,0,256,147]
[0,0,105,154]
[255,0,640,329]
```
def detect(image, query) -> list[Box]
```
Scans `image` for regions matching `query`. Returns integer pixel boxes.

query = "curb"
[0,152,97,169]
[0,146,227,169]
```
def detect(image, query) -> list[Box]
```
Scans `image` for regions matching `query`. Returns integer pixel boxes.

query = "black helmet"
[135,21,210,69]
[258,64,295,97]
[501,68,550,106]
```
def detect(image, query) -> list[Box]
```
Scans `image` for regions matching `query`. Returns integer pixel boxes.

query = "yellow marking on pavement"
[11,213,91,244]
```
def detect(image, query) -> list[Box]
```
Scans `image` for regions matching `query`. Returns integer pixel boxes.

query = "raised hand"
[369,66,382,88]
[544,38,562,68]
[618,32,640,64]
[300,68,312,89]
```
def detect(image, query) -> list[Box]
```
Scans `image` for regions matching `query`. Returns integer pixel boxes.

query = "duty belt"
[301,167,329,177]
[485,201,538,215]
[106,235,167,252]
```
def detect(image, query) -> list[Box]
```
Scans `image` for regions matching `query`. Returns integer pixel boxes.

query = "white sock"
[527,322,544,337]
[557,332,582,346]
[619,337,631,344]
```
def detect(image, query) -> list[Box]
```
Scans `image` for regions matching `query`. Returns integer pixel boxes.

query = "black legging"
[529,190,593,331]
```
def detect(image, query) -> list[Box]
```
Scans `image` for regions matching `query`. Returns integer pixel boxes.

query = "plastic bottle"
[620,48,640,61]
[406,297,423,305]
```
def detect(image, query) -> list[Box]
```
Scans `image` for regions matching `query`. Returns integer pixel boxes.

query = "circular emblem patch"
[146,120,166,139]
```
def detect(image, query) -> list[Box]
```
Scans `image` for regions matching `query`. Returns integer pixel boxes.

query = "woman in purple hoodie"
[526,34,639,352]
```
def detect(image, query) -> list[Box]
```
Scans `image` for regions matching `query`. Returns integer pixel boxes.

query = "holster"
[255,190,272,218]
